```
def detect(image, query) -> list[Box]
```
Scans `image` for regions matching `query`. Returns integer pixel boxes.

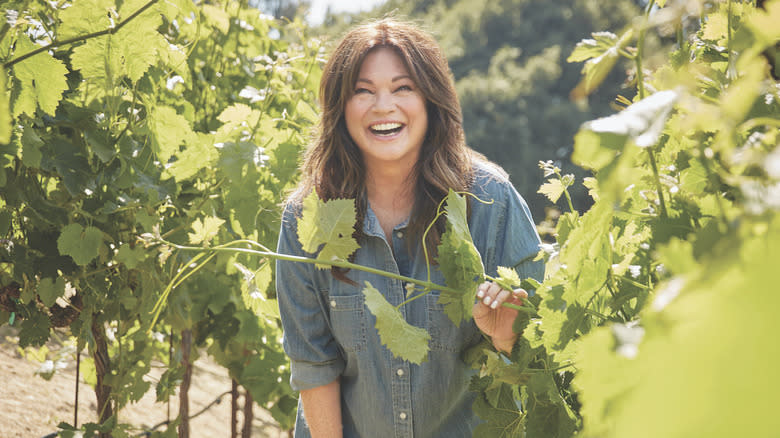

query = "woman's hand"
[472,281,528,353]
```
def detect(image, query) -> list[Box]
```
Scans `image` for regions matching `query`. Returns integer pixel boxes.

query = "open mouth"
[369,122,404,136]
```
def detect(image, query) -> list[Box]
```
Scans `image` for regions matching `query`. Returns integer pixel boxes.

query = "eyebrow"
[356,75,412,84]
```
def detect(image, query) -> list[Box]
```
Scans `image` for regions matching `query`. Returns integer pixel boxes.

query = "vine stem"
[166,241,464,295]
[3,0,159,68]
[153,235,533,324]
[727,0,733,76]
[636,0,655,100]
[636,0,669,219]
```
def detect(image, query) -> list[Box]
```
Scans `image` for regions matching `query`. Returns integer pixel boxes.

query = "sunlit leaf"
[149,105,197,163]
[297,192,359,269]
[495,266,522,291]
[569,30,633,98]
[539,178,565,204]
[748,0,780,44]
[58,0,113,39]
[11,36,68,117]
[188,216,225,245]
[583,89,678,148]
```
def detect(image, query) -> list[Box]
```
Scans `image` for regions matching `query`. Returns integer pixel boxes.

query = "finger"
[475,281,491,299]
[479,282,502,307]
[488,289,512,309]
[513,288,528,300]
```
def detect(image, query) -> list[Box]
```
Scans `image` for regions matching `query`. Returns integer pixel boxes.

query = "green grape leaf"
[58,0,113,39]
[164,132,217,181]
[21,126,44,167]
[202,4,231,33]
[37,277,66,307]
[115,244,146,269]
[436,190,484,325]
[495,266,521,291]
[569,30,633,98]
[525,373,578,438]
[149,105,197,163]
[471,376,523,437]
[0,68,11,144]
[297,191,359,269]
[188,216,225,245]
[12,36,68,117]
[582,177,599,201]
[19,310,51,348]
[748,0,780,44]
[235,262,278,320]
[116,0,166,82]
[679,159,708,195]
[538,178,565,204]
[363,282,430,364]
[700,10,729,43]
[57,224,104,266]
[567,32,620,62]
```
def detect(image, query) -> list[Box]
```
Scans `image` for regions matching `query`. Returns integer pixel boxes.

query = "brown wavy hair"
[291,17,484,261]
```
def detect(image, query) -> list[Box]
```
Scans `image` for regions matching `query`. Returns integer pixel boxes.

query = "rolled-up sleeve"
[276,204,345,391]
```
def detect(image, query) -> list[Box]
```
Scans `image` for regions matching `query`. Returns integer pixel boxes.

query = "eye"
[395,85,413,92]
[354,87,372,94]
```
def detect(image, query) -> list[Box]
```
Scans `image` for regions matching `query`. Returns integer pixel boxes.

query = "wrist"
[491,335,517,354]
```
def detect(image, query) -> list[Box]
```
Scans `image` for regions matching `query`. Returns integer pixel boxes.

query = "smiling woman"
[275,18,544,438]
[345,47,429,210]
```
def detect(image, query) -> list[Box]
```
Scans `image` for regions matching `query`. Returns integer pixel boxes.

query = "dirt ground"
[0,327,289,438]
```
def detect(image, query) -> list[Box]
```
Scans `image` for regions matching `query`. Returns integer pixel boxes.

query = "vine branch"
[3,0,159,69]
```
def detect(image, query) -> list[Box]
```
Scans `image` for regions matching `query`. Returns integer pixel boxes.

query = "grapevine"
[0,0,321,434]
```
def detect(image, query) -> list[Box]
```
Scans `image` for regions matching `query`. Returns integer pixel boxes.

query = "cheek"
[344,103,362,132]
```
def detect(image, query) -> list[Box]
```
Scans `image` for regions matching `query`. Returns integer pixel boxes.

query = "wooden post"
[178,329,193,438]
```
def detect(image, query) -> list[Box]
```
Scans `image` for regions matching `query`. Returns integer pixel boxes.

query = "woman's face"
[345,46,428,173]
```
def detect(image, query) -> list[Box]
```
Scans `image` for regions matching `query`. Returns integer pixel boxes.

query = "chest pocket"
[426,293,481,352]
[328,293,368,353]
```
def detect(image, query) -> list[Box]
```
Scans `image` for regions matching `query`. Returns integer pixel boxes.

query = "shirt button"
[399,412,407,420]
[396,368,404,377]
[396,231,403,238]
[330,300,337,308]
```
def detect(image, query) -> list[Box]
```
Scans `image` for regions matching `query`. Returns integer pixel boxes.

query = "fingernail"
[483,296,491,306]
[490,300,498,309]
[477,289,484,299]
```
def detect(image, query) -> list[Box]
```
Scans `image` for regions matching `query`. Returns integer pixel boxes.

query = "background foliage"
[0,0,321,434]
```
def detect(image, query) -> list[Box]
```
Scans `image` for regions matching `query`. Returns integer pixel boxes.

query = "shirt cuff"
[289,357,346,391]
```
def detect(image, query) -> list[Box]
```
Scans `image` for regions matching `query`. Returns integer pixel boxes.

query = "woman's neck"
[365,166,416,242]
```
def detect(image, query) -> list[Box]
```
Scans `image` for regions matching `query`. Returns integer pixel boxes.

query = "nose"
[372,90,394,112]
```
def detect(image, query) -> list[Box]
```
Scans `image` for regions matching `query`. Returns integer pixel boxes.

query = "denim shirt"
[276,163,544,438]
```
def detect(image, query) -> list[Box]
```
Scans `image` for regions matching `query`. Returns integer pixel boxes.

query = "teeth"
[370,122,402,131]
